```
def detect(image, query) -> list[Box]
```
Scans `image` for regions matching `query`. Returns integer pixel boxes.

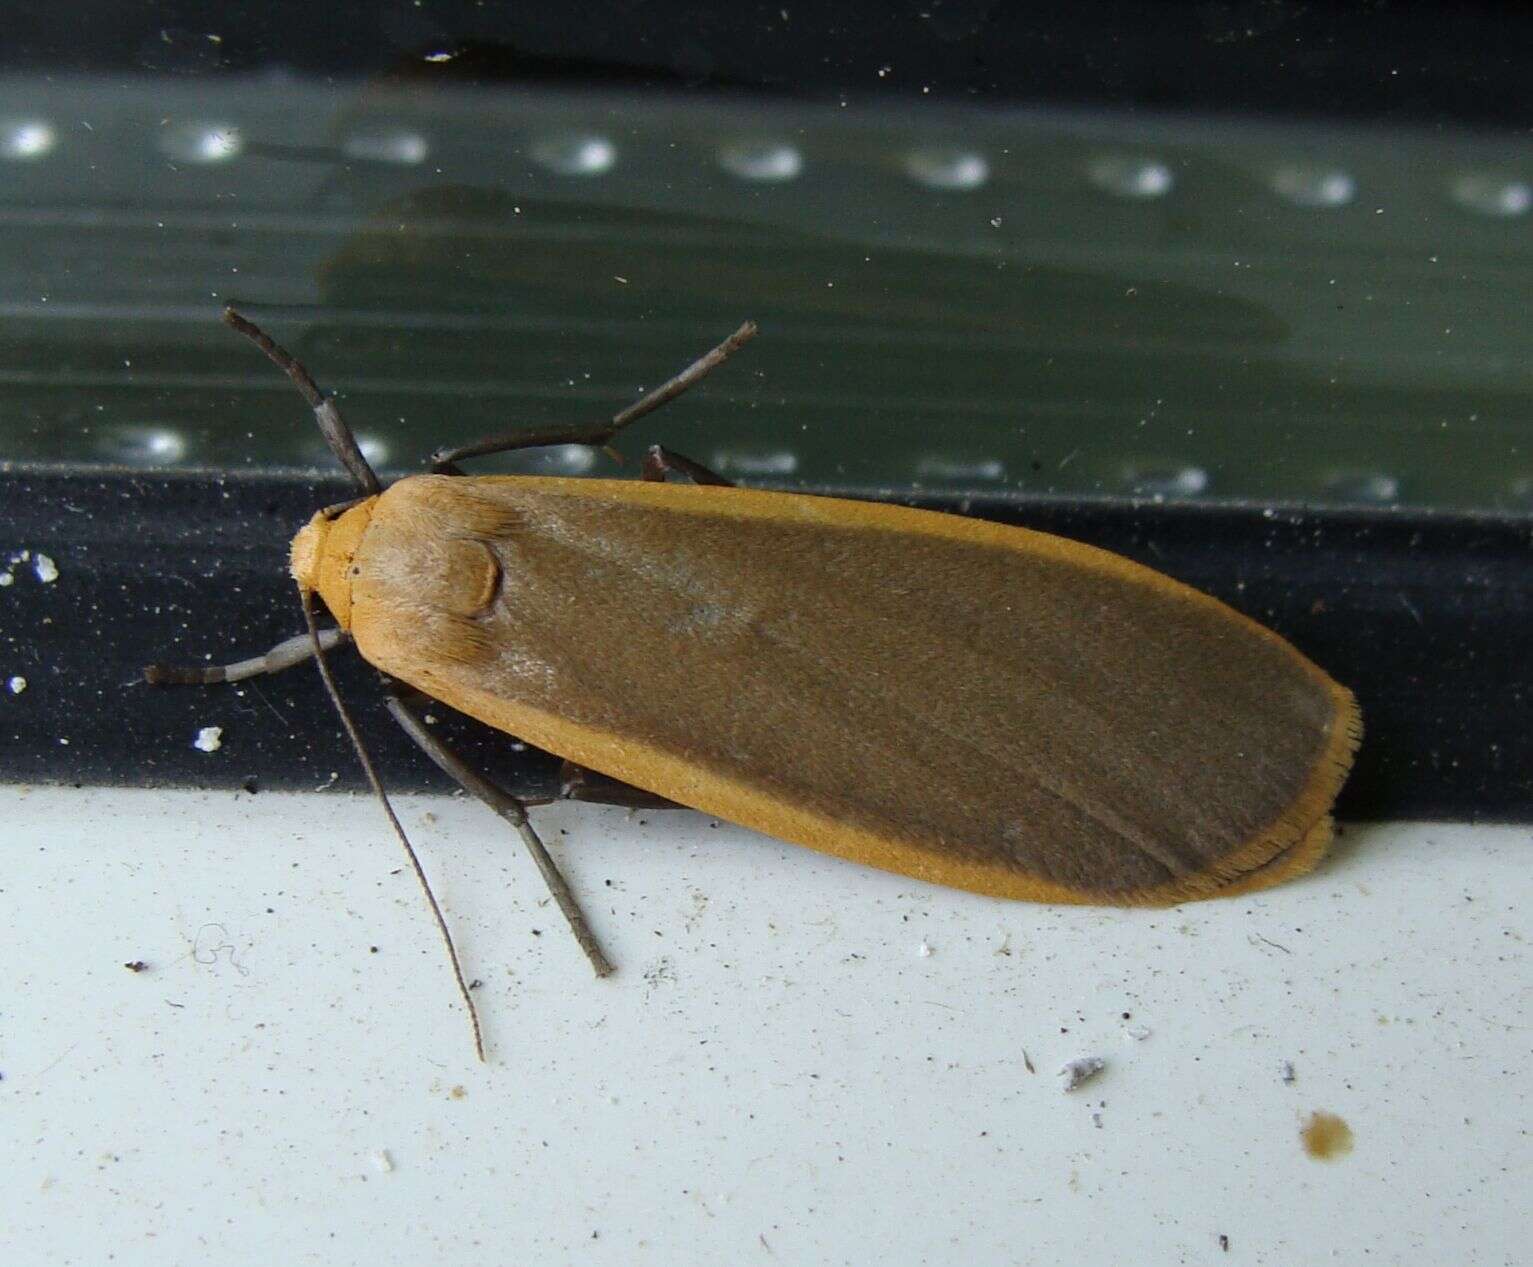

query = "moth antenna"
[300,587,485,1062]
[608,320,758,432]
[224,306,382,497]
[426,320,759,472]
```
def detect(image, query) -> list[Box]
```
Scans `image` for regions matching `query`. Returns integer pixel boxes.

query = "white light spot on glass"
[718,141,803,182]
[1088,156,1174,199]
[914,455,1005,481]
[1,120,57,160]
[1450,174,1531,217]
[193,725,224,753]
[530,134,616,176]
[1270,165,1355,208]
[356,434,390,467]
[544,444,598,474]
[343,129,429,165]
[1120,462,1208,498]
[99,425,188,465]
[161,123,243,163]
[303,431,389,471]
[502,444,600,476]
[1323,470,1399,503]
[903,147,989,191]
[710,447,799,476]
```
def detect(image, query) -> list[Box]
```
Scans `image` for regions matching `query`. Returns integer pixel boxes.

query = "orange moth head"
[289,498,377,631]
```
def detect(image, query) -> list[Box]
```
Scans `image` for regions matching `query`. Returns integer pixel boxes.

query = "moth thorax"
[289,499,377,630]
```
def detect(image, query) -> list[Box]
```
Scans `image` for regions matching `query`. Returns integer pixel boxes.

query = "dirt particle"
[1300,1111,1353,1160]
[1058,1056,1105,1092]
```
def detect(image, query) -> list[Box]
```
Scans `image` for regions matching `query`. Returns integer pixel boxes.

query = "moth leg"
[430,320,757,473]
[391,680,679,809]
[558,759,681,809]
[640,444,734,487]
[383,687,615,978]
[143,627,349,685]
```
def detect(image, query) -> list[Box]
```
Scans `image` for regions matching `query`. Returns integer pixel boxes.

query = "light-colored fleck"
[1058,1056,1106,1092]
[1122,1024,1152,1042]
[371,1150,394,1173]
[916,940,934,958]
[193,725,223,753]
[7,675,24,694]
[33,554,58,583]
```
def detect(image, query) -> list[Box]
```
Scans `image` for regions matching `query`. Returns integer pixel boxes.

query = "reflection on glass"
[0,71,1528,514]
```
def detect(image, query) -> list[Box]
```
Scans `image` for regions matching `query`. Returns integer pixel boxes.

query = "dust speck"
[1059,1056,1105,1092]
[644,956,677,989]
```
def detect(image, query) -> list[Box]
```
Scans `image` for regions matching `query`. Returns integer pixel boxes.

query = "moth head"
[290,499,378,630]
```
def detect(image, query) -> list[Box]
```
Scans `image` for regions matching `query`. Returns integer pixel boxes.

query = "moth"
[150,310,1361,1058]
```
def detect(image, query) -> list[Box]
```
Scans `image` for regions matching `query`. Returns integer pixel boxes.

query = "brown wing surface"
[347,475,1359,904]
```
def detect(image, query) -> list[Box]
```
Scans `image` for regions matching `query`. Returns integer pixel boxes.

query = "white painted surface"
[0,787,1525,1266]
